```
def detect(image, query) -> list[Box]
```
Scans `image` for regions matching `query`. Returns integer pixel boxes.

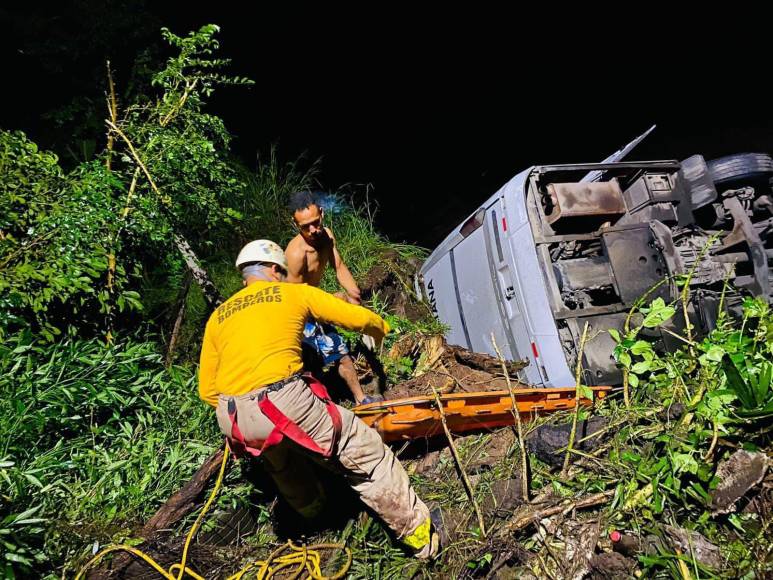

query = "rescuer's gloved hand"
[361,334,377,351]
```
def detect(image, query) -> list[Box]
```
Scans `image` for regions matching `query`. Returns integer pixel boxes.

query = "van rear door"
[450,208,514,358]
[484,198,542,382]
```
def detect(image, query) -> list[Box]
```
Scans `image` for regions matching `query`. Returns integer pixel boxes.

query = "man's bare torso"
[285,230,334,287]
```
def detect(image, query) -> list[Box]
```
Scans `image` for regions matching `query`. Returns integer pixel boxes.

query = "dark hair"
[288,190,321,214]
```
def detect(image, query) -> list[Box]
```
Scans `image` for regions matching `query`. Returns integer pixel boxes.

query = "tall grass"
[0,333,218,576]
[321,195,427,286]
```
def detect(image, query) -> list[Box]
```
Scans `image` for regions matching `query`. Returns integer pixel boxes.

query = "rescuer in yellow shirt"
[198,239,439,559]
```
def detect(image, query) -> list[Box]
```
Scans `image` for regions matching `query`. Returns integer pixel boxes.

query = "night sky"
[4,3,772,246]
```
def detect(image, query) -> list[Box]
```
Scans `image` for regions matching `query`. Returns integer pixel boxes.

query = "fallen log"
[498,489,615,536]
[449,343,526,377]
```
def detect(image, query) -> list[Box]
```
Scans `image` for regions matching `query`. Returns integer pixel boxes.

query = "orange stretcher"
[353,386,611,442]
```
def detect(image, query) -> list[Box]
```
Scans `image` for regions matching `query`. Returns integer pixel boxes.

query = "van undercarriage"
[528,155,773,385]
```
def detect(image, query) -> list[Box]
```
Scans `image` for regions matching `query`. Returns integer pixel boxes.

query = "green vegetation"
[602,295,773,578]
[2,22,770,580]
[0,25,429,578]
[0,334,212,573]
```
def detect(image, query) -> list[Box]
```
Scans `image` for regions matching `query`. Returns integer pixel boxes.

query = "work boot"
[430,507,448,553]
[415,507,446,560]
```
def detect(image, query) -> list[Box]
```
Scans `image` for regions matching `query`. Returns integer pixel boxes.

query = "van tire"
[707,153,773,191]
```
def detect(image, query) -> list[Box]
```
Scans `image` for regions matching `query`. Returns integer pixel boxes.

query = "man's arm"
[302,284,389,340]
[326,227,361,304]
[284,238,307,284]
[198,319,221,408]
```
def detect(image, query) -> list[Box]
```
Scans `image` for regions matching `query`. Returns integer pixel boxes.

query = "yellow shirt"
[198,281,390,407]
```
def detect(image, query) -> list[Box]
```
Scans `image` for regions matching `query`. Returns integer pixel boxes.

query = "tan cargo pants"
[215,377,433,556]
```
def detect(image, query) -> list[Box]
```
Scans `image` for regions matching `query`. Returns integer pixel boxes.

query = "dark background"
[4,2,771,247]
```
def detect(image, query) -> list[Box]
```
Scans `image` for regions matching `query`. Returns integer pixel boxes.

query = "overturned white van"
[419,129,773,387]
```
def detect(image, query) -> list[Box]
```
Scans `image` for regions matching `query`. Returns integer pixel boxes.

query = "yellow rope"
[75,444,352,580]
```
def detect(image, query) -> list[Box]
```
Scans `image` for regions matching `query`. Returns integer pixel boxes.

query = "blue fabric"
[359,394,384,405]
[303,321,349,366]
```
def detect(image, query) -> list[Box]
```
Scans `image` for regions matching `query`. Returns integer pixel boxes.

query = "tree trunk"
[174,234,223,310]
[166,272,192,366]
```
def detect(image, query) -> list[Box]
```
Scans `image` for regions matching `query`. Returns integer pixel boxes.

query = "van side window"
[490,209,504,262]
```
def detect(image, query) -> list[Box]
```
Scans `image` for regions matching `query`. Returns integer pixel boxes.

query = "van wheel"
[707,153,773,191]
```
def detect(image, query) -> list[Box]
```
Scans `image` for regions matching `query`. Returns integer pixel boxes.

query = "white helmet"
[235,240,288,270]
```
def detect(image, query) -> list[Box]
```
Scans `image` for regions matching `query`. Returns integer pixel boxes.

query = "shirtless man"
[285,191,382,405]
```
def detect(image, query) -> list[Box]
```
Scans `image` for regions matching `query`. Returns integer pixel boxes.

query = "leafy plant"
[602,293,773,577]
[0,333,218,577]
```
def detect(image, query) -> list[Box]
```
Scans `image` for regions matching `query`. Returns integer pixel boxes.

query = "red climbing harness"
[226,374,342,459]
